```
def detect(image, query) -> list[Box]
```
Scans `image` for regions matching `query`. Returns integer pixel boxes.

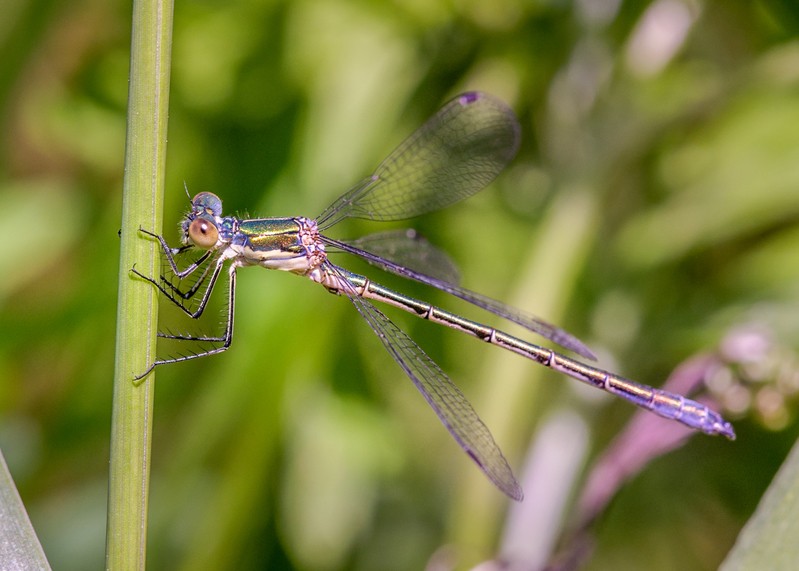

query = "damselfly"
[133,92,734,501]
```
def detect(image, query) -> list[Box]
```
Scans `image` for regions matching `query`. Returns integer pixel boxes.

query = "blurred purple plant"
[461,323,798,571]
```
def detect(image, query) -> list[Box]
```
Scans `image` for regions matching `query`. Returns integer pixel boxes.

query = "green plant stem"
[106,0,173,568]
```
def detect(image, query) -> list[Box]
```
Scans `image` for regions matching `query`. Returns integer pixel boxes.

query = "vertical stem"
[448,186,598,559]
[106,0,173,568]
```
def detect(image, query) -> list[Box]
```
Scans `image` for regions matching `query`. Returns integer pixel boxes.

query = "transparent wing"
[316,92,520,229]
[325,236,596,360]
[328,263,523,501]
[342,229,460,285]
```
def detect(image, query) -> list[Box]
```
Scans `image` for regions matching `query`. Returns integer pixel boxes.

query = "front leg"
[133,263,238,382]
[130,255,226,320]
[159,253,216,301]
[138,227,212,279]
[135,227,214,300]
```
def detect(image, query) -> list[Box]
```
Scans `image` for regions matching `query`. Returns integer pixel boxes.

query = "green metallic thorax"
[239,218,304,253]
[230,217,311,274]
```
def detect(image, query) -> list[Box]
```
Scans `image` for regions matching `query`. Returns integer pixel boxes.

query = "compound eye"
[188,218,218,249]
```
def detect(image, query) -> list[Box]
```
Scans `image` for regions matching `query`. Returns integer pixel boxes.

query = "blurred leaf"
[0,449,51,570]
[758,0,799,34]
[0,180,84,303]
[280,386,401,570]
[720,435,799,571]
[616,85,799,268]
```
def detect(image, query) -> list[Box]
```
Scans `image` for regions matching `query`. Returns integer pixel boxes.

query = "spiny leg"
[133,264,238,381]
[138,227,209,279]
[137,227,216,301]
[159,251,216,301]
[131,255,226,320]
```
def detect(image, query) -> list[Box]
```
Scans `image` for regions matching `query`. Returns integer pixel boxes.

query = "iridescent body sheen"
[133,92,734,501]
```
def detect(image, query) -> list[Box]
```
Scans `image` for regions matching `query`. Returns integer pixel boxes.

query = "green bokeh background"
[3,0,799,569]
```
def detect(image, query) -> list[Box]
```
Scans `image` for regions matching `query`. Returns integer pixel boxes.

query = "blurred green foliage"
[2,0,799,569]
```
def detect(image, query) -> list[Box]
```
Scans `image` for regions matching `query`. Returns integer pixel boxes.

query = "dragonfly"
[132,92,735,501]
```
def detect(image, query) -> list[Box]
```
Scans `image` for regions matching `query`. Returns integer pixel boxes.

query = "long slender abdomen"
[352,272,734,439]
